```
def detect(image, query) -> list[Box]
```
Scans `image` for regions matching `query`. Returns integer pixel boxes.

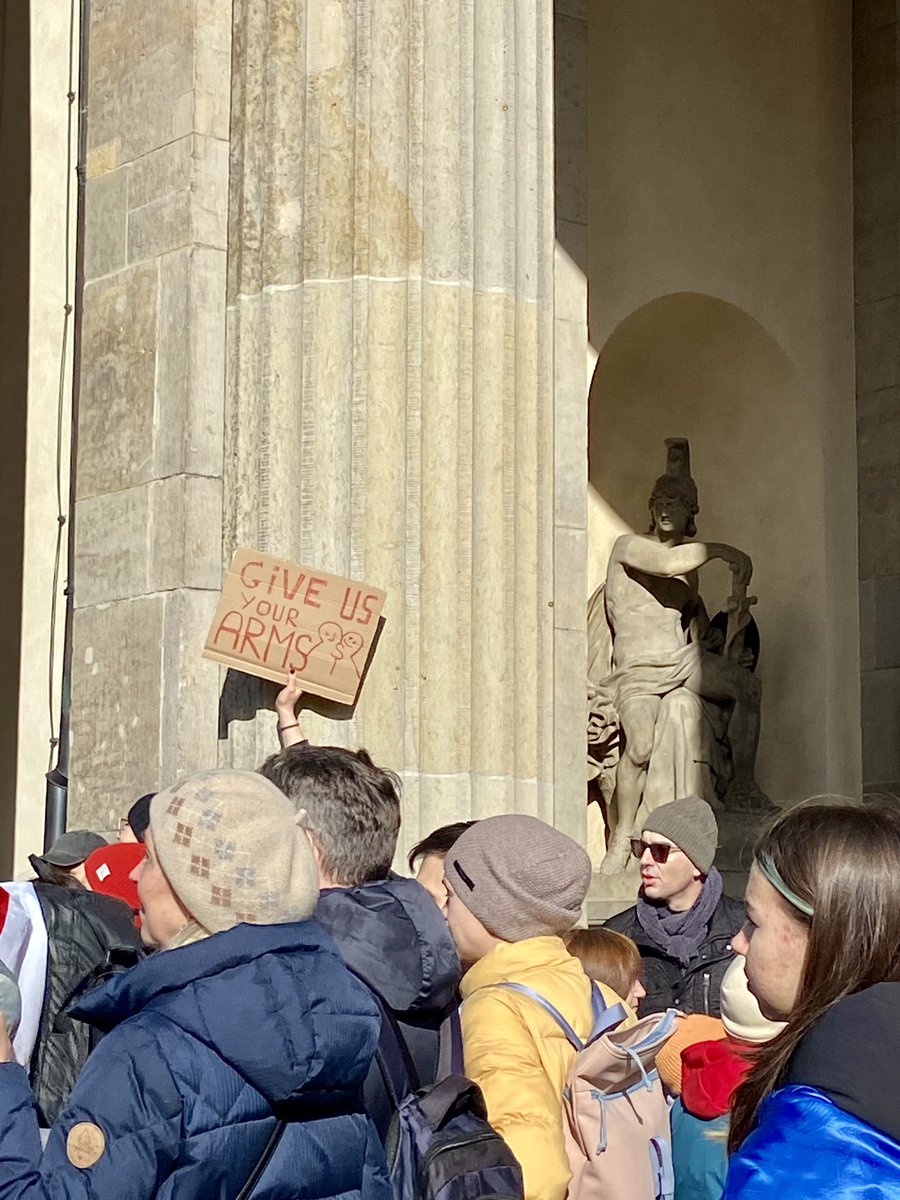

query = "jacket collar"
[460,935,571,999]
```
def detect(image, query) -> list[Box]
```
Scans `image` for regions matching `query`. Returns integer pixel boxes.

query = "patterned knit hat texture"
[444,814,591,941]
[150,770,319,934]
[641,795,719,873]
[721,955,787,1044]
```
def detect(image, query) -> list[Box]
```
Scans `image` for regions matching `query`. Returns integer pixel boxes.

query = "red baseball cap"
[84,842,145,914]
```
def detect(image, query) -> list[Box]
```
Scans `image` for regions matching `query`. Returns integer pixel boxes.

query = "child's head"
[443,815,592,964]
[564,926,646,1010]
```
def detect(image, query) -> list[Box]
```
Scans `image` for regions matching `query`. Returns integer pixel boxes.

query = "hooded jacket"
[0,921,391,1200]
[316,877,461,1136]
[460,936,633,1200]
[670,1037,755,1200]
[605,893,745,1016]
[30,883,144,1124]
[724,982,900,1198]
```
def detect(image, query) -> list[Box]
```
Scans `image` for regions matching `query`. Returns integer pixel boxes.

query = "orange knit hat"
[656,1013,727,1094]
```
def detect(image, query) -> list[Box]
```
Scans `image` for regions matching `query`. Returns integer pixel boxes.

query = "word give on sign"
[202,548,387,705]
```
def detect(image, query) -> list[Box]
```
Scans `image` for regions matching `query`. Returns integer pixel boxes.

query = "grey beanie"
[641,795,719,873]
[444,814,591,941]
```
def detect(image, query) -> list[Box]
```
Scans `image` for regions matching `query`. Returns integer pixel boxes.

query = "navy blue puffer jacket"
[0,921,391,1200]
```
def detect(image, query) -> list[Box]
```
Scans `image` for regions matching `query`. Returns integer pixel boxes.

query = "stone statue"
[587,439,765,874]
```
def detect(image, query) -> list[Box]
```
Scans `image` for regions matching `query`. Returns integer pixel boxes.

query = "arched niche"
[587,292,830,805]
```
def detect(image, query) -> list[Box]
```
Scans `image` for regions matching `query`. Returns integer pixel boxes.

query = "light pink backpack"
[496,983,676,1200]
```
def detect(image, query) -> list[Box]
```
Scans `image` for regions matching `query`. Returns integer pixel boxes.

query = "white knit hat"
[150,770,319,934]
[721,955,786,1044]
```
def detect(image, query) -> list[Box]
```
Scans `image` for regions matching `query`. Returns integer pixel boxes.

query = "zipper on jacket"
[702,972,711,1015]
[420,1131,499,1173]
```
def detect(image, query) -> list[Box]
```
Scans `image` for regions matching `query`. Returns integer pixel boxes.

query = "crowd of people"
[0,680,894,1198]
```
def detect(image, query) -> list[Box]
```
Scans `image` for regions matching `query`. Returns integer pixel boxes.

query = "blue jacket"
[724,983,900,1199]
[0,921,391,1200]
[317,877,460,1137]
[671,1099,729,1200]
[724,1086,900,1198]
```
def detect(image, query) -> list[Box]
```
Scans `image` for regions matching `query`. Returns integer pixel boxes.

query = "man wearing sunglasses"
[605,795,745,1017]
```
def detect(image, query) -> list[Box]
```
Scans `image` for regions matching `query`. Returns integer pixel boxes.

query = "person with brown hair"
[408,821,478,910]
[723,802,900,1197]
[563,926,646,1011]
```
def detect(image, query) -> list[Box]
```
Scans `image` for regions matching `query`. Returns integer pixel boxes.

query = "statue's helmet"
[648,437,699,536]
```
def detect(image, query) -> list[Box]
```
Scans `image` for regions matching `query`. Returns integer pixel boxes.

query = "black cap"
[29,830,107,881]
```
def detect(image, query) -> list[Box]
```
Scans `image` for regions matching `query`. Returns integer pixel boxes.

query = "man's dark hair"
[259,744,401,886]
[127,793,154,842]
[407,820,478,872]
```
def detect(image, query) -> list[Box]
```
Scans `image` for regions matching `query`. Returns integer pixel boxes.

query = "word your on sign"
[203,548,386,705]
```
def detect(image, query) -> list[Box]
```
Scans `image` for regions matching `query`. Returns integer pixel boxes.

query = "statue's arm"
[617,536,752,584]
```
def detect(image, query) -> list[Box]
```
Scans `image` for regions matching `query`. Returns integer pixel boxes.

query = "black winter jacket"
[605,892,745,1017]
[316,876,461,1139]
[30,884,144,1124]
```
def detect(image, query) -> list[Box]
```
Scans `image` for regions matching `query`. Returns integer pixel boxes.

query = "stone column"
[70,0,232,828]
[225,0,583,850]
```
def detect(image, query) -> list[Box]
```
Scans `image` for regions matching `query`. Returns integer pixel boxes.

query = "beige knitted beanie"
[444,814,591,941]
[150,769,319,934]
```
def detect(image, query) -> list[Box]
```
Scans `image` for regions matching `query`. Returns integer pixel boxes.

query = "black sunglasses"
[630,839,680,864]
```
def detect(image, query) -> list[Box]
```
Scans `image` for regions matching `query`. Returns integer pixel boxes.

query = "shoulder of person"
[603,905,639,936]
[726,1083,900,1198]
[711,892,746,931]
[789,982,900,1083]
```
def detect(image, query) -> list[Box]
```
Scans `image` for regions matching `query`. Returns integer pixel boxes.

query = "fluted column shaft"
[225,0,573,850]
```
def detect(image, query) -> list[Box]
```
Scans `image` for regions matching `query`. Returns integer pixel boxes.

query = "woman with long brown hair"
[723,802,900,1196]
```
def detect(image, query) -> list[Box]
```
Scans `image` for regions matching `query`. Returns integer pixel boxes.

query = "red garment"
[85,843,145,919]
[680,1036,757,1118]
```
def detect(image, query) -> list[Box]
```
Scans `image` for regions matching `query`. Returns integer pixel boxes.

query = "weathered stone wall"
[70,0,231,828]
[854,0,900,796]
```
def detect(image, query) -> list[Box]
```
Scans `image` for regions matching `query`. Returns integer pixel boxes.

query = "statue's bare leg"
[684,653,767,808]
[600,696,660,874]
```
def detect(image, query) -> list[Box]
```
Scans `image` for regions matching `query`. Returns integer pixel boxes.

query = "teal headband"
[756,852,814,918]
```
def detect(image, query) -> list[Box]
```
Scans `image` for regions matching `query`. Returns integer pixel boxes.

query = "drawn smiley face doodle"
[340,630,365,677]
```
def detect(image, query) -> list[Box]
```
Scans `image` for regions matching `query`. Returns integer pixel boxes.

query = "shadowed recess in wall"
[587,292,821,813]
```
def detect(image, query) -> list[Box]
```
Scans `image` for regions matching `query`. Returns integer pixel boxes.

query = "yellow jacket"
[460,937,635,1200]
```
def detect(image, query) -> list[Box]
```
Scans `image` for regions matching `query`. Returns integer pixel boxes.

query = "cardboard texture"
[203,548,386,705]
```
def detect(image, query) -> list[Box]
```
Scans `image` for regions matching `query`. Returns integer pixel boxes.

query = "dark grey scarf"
[635,867,723,967]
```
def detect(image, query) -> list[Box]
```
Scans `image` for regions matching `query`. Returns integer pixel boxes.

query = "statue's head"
[648,438,699,538]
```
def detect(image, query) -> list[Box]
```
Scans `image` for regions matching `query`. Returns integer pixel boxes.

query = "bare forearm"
[620,537,744,578]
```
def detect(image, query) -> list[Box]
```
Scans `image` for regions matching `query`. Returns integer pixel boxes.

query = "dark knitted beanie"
[641,795,719,873]
[444,814,591,941]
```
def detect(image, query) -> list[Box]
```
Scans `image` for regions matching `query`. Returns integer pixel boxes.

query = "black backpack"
[366,985,524,1200]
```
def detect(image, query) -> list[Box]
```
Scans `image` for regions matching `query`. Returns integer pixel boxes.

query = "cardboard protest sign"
[203,548,386,705]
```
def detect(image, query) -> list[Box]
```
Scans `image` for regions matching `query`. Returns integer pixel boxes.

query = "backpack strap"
[494,982,628,1049]
[588,982,629,1040]
[437,1007,464,1079]
[648,1136,675,1200]
[494,982,586,1050]
[349,971,421,1107]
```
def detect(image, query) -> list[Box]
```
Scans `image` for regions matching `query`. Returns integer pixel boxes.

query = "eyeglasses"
[630,839,681,864]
